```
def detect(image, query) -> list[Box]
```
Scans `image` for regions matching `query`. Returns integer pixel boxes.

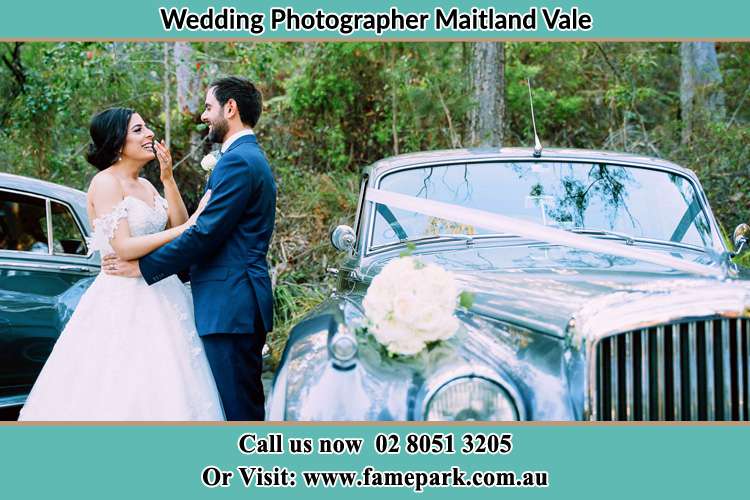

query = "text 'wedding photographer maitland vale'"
[158,6,593,37]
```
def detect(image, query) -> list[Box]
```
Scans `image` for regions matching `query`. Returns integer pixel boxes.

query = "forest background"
[1,42,747,364]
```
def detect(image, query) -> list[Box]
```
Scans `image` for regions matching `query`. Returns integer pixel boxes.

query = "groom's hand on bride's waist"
[102,254,142,278]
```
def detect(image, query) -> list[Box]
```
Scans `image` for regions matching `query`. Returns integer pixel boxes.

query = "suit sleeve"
[139,154,253,285]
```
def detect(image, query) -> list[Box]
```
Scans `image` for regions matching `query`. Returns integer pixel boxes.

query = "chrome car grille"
[593,318,750,421]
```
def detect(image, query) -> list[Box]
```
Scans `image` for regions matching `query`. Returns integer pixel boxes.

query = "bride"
[19,107,224,421]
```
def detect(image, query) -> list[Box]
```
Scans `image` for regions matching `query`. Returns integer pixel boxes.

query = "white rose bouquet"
[362,256,472,356]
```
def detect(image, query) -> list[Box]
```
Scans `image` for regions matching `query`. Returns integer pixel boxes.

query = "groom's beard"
[208,118,229,144]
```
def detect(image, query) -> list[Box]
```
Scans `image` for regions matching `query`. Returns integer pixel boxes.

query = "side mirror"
[733,223,750,256]
[331,225,355,253]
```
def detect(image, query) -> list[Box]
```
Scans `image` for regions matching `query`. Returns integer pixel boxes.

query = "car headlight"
[424,377,519,421]
[328,324,358,369]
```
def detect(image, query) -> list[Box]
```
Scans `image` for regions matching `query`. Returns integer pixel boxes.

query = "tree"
[680,42,726,144]
[173,42,205,163]
[0,42,26,127]
[468,42,505,147]
[162,43,172,148]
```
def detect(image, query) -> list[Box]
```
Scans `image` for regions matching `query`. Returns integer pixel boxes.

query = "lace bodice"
[88,194,169,254]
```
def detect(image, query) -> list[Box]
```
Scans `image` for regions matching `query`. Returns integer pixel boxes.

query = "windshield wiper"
[567,228,637,245]
[403,233,519,246]
[567,228,708,253]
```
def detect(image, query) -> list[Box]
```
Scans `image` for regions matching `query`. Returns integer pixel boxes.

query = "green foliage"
[459,291,475,309]
[399,242,417,257]
[274,43,471,171]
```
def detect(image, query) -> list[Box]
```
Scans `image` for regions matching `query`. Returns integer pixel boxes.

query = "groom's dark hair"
[209,77,262,128]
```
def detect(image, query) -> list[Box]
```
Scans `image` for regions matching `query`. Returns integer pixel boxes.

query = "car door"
[0,188,98,404]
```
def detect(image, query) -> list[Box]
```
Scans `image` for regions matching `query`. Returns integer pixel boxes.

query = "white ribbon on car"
[366,188,722,279]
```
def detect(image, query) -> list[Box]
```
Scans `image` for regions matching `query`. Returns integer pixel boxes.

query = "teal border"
[2,424,748,498]
[2,1,749,40]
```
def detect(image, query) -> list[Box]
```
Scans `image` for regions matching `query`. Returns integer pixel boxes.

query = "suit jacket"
[139,135,276,336]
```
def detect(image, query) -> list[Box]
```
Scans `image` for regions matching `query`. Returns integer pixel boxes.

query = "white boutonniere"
[200,151,219,172]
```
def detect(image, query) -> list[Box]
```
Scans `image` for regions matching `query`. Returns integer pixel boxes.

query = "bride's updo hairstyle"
[86,107,134,171]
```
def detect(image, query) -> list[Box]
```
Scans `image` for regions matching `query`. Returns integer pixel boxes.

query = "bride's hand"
[184,190,211,229]
[154,140,174,183]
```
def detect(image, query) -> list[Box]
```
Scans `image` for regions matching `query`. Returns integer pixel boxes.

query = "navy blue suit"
[139,134,276,421]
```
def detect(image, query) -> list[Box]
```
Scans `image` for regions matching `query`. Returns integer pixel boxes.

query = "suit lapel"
[207,135,255,190]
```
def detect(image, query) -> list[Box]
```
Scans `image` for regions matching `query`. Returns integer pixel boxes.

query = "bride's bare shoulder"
[87,171,124,212]
[88,171,121,196]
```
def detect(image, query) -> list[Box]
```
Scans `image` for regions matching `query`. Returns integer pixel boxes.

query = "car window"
[0,190,49,253]
[371,161,718,250]
[51,201,87,255]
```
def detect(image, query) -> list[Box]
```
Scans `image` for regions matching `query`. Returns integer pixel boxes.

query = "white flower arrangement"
[362,256,470,356]
[200,151,219,172]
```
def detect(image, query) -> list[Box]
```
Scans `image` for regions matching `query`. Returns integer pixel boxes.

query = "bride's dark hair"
[86,107,134,171]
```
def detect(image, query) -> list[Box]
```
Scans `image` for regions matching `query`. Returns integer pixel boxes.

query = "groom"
[104,76,276,421]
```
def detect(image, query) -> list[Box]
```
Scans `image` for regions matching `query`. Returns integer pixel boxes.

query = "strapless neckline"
[124,193,160,211]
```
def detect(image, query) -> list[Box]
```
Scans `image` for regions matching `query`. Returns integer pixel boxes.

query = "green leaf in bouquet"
[399,242,416,257]
[459,291,475,309]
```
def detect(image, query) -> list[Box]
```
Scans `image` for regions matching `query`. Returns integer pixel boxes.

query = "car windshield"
[370,161,718,251]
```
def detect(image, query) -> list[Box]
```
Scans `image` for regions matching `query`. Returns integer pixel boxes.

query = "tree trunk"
[389,44,399,156]
[162,43,171,149]
[174,42,202,114]
[680,42,726,144]
[468,42,505,147]
[173,42,204,163]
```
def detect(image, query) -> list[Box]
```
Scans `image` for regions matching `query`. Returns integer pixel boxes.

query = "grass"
[265,162,360,368]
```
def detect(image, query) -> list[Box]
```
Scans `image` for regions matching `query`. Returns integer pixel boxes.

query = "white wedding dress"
[19,193,224,421]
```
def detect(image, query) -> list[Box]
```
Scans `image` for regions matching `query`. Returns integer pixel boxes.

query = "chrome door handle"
[57,265,94,273]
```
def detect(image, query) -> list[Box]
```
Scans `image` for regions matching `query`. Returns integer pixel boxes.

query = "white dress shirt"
[220,129,255,154]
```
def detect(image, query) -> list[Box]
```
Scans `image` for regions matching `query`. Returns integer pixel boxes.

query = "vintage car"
[267,147,750,421]
[0,173,99,416]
